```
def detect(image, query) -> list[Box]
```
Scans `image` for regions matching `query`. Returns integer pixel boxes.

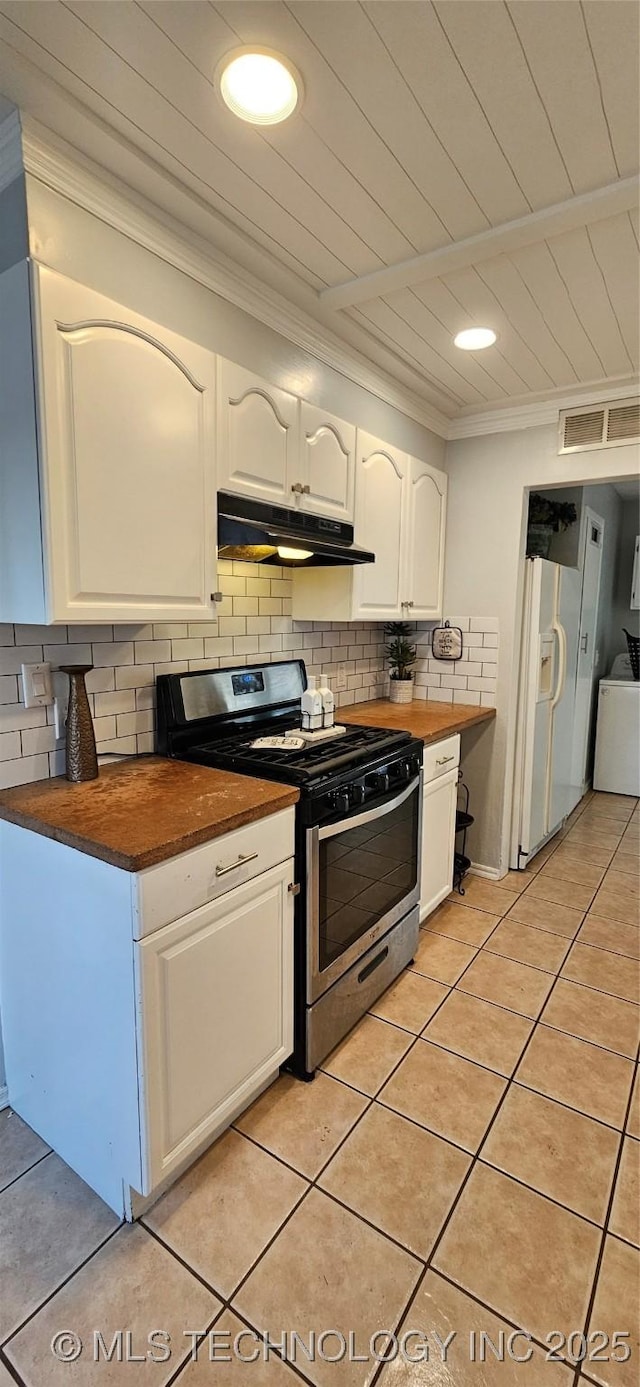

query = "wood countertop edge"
[421,707,496,741]
[340,701,496,741]
[0,786,300,873]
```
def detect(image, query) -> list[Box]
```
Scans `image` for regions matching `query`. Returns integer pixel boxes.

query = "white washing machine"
[593,653,640,796]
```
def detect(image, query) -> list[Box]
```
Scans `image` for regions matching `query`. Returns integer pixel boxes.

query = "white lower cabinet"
[420,736,460,921]
[0,808,295,1218]
[138,860,294,1191]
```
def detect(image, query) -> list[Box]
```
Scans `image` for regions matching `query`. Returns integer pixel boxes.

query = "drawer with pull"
[423,734,461,786]
[133,806,296,938]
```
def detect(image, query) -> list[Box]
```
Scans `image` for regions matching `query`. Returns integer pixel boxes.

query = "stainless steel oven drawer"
[306,906,419,1073]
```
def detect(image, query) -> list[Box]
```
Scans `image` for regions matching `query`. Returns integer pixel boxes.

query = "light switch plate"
[21,662,53,708]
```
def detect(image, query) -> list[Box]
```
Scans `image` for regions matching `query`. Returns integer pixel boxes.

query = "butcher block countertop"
[0,756,299,872]
[340,698,496,743]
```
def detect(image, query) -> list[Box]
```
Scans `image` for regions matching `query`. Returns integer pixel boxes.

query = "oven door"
[306,774,422,1003]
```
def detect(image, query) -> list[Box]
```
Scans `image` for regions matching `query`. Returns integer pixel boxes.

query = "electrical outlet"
[335,664,347,691]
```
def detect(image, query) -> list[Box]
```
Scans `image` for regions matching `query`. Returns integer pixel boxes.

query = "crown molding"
[0,109,23,193]
[447,378,640,439]
[17,116,452,440]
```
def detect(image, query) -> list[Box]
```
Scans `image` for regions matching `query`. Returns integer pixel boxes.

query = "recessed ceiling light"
[217,47,302,125]
[454,327,497,351]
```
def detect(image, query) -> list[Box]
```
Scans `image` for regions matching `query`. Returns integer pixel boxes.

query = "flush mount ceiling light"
[454,327,497,351]
[217,47,302,125]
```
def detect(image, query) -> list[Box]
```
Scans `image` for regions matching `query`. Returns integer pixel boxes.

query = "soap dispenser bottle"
[319,674,335,729]
[301,675,323,731]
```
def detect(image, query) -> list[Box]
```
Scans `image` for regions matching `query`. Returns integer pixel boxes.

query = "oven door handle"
[317,775,421,841]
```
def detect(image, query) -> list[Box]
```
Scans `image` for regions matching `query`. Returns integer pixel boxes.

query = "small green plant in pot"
[384,622,417,704]
[527,493,578,559]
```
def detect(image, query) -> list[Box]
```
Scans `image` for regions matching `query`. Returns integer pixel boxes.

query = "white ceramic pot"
[389,678,413,704]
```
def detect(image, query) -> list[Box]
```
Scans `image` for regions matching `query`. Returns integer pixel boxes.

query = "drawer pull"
[214,851,259,878]
[436,754,455,766]
[288,882,301,896]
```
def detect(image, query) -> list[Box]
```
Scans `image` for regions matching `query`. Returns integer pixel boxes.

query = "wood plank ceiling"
[0,0,637,420]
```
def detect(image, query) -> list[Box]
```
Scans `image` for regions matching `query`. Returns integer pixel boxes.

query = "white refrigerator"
[511,557,583,869]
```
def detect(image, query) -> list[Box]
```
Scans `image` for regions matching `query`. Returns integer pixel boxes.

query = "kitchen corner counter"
[340,699,496,743]
[0,756,299,872]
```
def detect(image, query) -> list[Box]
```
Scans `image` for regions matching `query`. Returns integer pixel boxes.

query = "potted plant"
[384,621,417,703]
[527,493,578,559]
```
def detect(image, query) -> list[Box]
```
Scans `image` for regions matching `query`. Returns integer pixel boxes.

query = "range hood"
[217,492,375,567]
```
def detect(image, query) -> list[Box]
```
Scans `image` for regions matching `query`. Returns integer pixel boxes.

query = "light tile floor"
[0,790,638,1386]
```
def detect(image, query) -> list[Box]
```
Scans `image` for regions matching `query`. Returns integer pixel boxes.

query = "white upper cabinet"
[403,457,448,620]
[217,359,299,505]
[0,262,217,624]
[352,432,406,620]
[291,433,447,624]
[299,403,356,522]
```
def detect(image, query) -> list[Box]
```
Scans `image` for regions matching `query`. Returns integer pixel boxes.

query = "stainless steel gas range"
[157,660,423,1078]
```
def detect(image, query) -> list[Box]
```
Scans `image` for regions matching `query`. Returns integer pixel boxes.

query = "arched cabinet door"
[300,404,355,522]
[352,432,406,620]
[217,359,299,504]
[34,266,217,623]
[404,457,447,620]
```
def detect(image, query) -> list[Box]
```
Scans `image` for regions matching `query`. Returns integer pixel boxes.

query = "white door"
[571,510,604,794]
[549,564,582,828]
[299,403,355,521]
[137,861,294,1192]
[403,458,447,618]
[420,768,457,920]
[217,359,299,504]
[34,265,216,623]
[352,432,406,620]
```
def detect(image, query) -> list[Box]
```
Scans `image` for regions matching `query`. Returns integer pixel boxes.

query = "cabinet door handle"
[288,882,301,896]
[214,851,259,878]
[291,482,304,494]
[436,754,455,766]
[406,600,414,608]
[302,484,310,494]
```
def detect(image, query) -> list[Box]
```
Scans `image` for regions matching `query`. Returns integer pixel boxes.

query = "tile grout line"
[0,1223,123,1357]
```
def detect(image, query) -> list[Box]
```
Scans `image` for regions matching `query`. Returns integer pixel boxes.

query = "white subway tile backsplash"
[154,623,190,640]
[0,676,18,705]
[467,676,498,693]
[115,664,155,689]
[0,731,21,761]
[92,642,134,668]
[135,640,170,664]
[171,638,204,661]
[94,690,136,718]
[0,705,48,733]
[0,646,43,675]
[218,617,246,637]
[0,599,498,789]
[0,754,49,790]
[116,710,154,737]
[21,725,58,756]
[233,636,260,656]
[232,597,260,618]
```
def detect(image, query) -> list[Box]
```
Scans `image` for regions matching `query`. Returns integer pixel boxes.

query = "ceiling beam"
[320,176,640,311]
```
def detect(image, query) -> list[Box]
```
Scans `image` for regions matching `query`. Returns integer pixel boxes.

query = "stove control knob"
[409,754,422,777]
[394,760,411,783]
[351,783,366,806]
[366,771,389,793]
[331,790,351,814]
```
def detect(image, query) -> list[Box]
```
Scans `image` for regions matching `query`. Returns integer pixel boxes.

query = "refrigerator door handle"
[550,620,567,711]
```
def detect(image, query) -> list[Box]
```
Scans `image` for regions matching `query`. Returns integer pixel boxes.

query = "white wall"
[443,423,640,872]
[612,497,640,651]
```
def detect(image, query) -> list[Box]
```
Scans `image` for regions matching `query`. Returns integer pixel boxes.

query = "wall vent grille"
[559,398,640,453]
